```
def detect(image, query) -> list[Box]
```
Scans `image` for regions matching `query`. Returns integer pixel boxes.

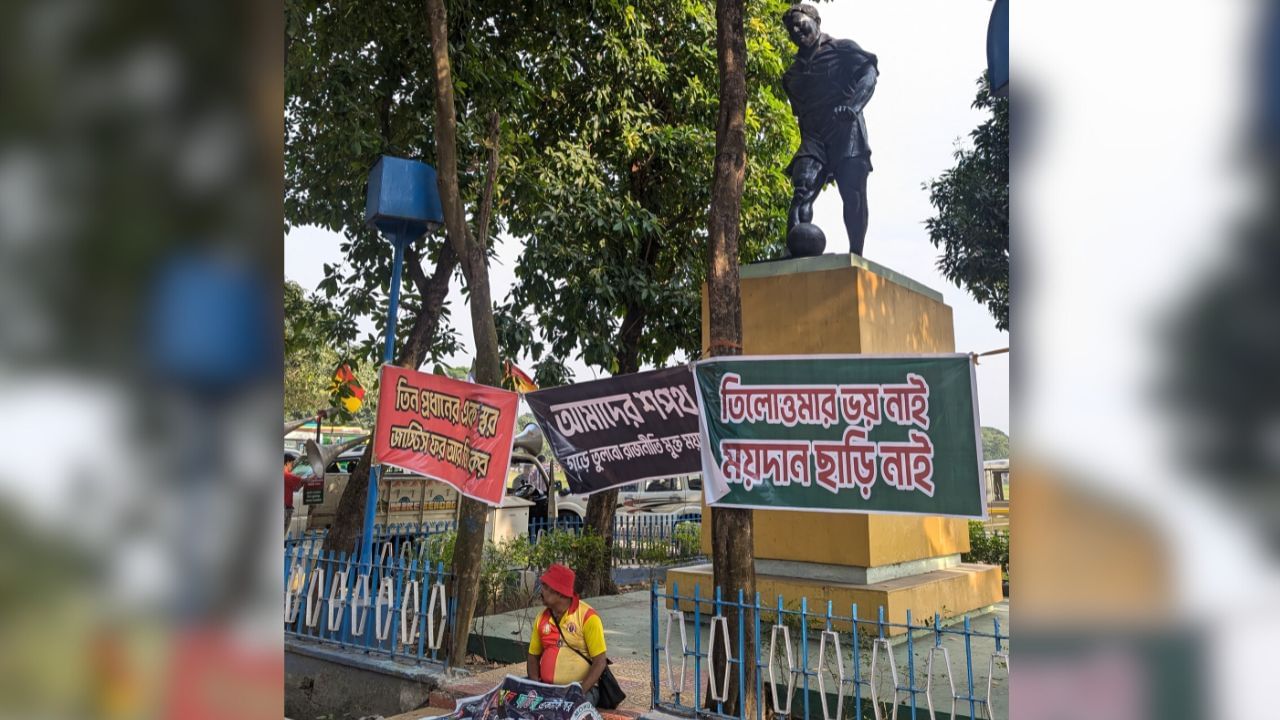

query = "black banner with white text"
[526,367,701,495]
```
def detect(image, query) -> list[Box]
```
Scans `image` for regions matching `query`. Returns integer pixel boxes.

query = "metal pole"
[650,580,660,709]
[360,234,409,570]
[547,461,559,524]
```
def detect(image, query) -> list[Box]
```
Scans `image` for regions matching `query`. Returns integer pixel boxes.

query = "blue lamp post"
[986,0,1008,97]
[361,155,444,570]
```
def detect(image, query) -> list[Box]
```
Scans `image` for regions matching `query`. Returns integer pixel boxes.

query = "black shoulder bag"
[552,611,626,710]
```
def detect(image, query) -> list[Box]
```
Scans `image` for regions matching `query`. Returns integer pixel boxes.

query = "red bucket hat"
[540,563,576,598]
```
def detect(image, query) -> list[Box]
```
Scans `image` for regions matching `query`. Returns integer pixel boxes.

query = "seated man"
[527,564,608,705]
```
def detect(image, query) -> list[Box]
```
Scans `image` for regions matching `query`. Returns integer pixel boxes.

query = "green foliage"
[673,521,702,557]
[419,528,609,610]
[421,531,530,612]
[981,426,1009,460]
[285,0,475,365]
[924,73,1009,332]
[478,536,534,612]
[285,280,340,420]
[423,530,458,568]
[529,529,609,576]
[963,520,1009,576]
[285,280,379,424]
[492,0,797,380]
[610,519,703,565]
[287,1,798,378]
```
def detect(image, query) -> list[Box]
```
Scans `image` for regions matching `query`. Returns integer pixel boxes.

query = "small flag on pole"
[504,360,538,394]
[329,362,366,413]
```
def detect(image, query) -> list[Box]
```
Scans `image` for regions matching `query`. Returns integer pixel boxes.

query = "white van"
[553,474,704,523]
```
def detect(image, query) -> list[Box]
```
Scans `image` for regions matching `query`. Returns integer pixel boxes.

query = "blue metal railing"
[291,515,703,568]
[284,542,457,667]
[525,514,706,567]
[651,583,1009,720]
[286,521,457,561]
[612,514,705,566]
[527,516,584,540]
[286,514,703,617]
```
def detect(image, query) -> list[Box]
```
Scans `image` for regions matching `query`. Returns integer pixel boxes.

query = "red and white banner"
[372,365,519,506]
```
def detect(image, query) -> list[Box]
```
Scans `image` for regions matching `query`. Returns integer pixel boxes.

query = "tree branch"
[425,0,503,669]
[396,241,459,368]
[474,111,502,253]
[426,0,474,273]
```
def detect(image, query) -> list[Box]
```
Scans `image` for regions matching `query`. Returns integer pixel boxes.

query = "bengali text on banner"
[372,365,519,506]
[525,366,702,495]
[693,354,986,517]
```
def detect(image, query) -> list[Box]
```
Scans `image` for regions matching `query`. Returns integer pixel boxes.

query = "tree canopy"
[286,0,796,380]
[286,0,481,366]
[924,73,1009,332]
[496,0,795,383]
[284,279,378,425]
[981,426,1009,460]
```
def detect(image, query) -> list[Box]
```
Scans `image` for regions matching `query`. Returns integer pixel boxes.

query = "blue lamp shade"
[987,0,1008,97]
[1266,3,1279,145]
[147,254,275,392]
[364,156,445,240]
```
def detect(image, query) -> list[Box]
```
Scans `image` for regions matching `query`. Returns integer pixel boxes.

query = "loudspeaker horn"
[512,423,544,458]
[303,434,369,479]
[283,407,341,437]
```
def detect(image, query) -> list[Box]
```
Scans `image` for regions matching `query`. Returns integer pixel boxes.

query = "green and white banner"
[693,354,985,518]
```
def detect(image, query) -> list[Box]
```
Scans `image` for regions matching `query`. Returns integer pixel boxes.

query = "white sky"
[285,0,1010,432]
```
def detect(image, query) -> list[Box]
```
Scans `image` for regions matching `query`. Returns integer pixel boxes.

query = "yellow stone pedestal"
[671,254,1002,633]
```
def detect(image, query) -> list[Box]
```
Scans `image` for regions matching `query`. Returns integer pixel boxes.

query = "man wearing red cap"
[527,564,608,704]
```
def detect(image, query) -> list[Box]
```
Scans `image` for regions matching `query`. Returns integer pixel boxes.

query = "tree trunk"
[322,242,457,557]
[577,321,645,597]
[323,445,375,556]
[579,488,619,597]
[400,241,459,368]
[706,0,755,716]
[425,0,503,667]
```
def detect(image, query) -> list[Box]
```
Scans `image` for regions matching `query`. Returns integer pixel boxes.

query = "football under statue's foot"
[786,221,826,257]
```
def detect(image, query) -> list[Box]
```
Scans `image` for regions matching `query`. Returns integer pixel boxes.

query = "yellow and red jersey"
[528,599,606,685]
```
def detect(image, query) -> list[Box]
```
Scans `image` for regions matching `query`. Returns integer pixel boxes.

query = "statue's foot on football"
[786,222,826,257]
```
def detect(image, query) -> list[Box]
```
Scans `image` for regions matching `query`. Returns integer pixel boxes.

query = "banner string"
[968,347,1009,365]
[703,340,743,358]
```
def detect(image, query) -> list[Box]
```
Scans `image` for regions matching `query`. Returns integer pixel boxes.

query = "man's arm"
[580,613,608,692]
[832,40,878,118]
[581,653,608,693]
[528,612,545,681]
[845,60,878,113]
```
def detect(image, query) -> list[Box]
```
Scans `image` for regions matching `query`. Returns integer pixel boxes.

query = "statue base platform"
[665,561,1002,636]
[695,252,1001,631]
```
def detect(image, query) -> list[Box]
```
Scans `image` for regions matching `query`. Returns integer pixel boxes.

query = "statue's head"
[783,4,822,49]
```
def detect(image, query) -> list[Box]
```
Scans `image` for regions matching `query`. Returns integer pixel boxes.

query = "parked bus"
[984,458,1009,529]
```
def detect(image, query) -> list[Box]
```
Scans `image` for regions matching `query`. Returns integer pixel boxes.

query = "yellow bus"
[984,458,1009,529]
